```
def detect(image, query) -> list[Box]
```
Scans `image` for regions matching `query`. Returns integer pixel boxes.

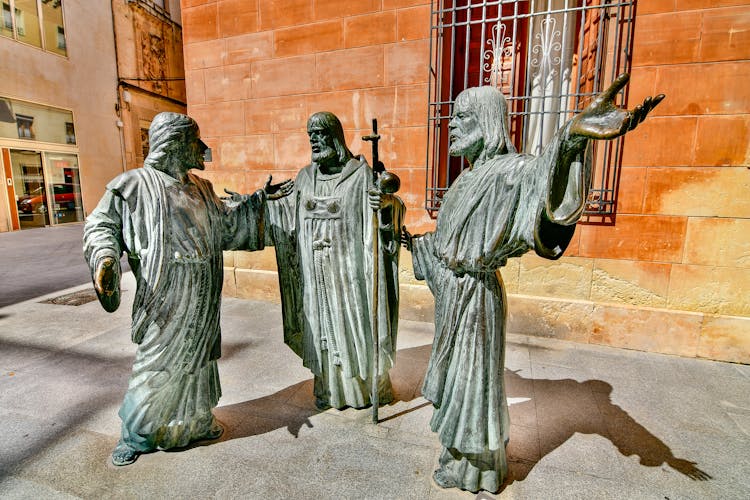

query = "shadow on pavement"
[502,368,712,486]
[0,338,711,487]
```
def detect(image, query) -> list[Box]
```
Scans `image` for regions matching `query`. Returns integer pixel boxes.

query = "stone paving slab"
[1,274,749,499]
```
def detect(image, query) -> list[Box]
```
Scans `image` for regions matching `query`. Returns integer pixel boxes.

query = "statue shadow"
[207,341,436,444]
[190,341,710,488]
[211,380,320,442]
[382,344,711,489]
[501,368,711,487]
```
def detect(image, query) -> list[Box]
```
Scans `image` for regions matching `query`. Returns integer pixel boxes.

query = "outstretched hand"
[264,175,294,200]
[223,188,248,204]
[401,226,413,252]
[570,73,665,140]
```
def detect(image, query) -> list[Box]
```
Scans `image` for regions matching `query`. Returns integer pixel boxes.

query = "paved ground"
[1,272,749,499]
[0,223,130,308]
[0,224,91,308]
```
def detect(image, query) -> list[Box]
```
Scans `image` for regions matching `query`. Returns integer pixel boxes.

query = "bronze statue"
[402,74,664,492]
[83,112,291,466]
[265,112,405,411]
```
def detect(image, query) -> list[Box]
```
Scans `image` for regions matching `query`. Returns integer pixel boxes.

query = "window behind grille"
[426,0,637,219]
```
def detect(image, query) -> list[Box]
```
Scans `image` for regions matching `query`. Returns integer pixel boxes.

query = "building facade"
[180,0,750,363]
[0,0,186,232]
[112,0,187,171]
[0,0,121,232]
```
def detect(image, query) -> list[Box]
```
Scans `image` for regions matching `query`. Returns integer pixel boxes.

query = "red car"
[17,184,77,214]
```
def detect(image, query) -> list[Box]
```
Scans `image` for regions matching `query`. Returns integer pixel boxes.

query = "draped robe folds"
[83,167,265,452]
[266,156,404,409]
[412,123,591,492]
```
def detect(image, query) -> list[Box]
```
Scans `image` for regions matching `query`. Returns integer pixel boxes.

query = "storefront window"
[44,152,82,224]
[7,149,82,229]
[0,97,75,145]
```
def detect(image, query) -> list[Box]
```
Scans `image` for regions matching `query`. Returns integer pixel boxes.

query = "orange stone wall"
[181,0,750,363]
[181,0,434,230]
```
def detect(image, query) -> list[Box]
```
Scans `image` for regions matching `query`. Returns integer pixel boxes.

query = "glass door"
[44,152,83,224]
[10,149,48,229]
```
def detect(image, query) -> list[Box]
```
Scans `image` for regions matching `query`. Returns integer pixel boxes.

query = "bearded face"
[448,97,485,161]
[308,125,337,165]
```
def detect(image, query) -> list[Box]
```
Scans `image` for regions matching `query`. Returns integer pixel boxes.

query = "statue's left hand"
[264,175,294,200]
[570,73,665,140]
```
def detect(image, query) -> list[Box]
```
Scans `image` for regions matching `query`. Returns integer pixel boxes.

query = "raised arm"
[570,73,664,140]
[543,73,664,223]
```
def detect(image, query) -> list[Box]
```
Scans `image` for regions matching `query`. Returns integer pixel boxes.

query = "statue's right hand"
[401,226,413,252]
[95,257,118,297]
[223,188,248,203]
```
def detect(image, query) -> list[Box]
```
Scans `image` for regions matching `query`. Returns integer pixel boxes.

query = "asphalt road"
[0,224,94,307]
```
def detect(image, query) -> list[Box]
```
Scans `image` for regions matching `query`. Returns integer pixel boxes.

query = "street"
[0,224,92,308]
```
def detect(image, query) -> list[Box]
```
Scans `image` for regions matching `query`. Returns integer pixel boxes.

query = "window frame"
[0,95,79,149]
[425,0,637,220]
[0,0,68,58]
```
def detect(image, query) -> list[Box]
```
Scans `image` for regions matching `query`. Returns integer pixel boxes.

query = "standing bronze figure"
[402,75,664,492]
[266,112,405,411]
[83,112,291,466]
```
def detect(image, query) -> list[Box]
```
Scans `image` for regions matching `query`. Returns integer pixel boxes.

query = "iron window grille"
[426,0,637,219]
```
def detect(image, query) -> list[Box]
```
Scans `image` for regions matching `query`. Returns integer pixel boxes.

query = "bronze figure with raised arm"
[401,74,664,493]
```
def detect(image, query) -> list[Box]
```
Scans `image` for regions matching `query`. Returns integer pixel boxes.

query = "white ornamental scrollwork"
[530,16,562,77]
[482,21,513,87]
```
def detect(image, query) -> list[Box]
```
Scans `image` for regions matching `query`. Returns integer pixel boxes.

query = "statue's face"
[182,127,208,171]
[448,97,484,160]
[308,124,337,164]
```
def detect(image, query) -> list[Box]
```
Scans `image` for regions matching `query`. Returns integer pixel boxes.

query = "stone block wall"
[540,0,750,362]
[182,0,750,363]
[182,0,434,230]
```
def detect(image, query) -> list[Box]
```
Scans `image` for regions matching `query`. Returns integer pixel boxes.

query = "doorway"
[8,149,83,230]
[11,150,48,229]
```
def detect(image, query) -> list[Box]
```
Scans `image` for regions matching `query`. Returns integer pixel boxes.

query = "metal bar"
[478,1,487,86]
[463,3,472,91]
[511,0,519,97]
[449,0,457,112]
[426,0,437,211]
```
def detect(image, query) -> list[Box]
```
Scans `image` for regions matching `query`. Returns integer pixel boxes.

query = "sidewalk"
[1,274,748,499]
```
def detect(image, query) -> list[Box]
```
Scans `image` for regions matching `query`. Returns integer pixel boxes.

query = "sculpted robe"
[412,123,591,492]
[83,166,264,452]
[266,155,404,409]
